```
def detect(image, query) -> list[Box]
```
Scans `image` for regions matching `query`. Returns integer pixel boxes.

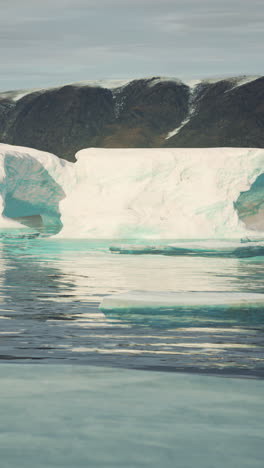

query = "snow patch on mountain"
[73,79,132,90]
[0,89,40,102]
[148,77,185,88]
[0,80,133,103]
[0,75,260,105]
[166,83,198,140]
[225,75,260,93]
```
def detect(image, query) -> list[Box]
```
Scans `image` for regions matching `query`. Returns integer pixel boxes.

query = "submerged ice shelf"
[0,144,264,239]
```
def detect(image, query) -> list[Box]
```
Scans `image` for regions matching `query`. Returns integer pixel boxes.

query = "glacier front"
[0,144,264,239]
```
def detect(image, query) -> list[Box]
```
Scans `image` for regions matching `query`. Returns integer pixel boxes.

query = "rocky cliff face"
[0,76,263,161]
[164,77,264,149]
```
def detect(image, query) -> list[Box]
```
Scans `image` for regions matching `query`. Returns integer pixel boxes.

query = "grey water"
[0,231,263,378]
[1,364,263,468]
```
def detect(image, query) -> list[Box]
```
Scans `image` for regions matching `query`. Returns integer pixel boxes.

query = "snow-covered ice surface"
[1,144,264,239]
[59,147,264,239]
[0,364,263,468]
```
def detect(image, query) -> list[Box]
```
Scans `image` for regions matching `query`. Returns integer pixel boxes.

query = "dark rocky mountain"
[0,76,263,161]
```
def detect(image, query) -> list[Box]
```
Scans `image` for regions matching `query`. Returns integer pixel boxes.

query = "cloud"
[0,0,263,90]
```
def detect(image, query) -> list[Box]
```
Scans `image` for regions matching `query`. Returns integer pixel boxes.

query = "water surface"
[0,233,263,377]
[1,364,263,468]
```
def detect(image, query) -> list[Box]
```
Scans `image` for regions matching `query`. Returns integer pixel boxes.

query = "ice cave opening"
[235,172,264,232]
[1,154,65,234]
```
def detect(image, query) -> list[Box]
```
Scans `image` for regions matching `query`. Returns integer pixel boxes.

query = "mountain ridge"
[0,75,263,161]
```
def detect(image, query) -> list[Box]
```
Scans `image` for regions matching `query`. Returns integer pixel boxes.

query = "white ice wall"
[1,144,264,239]
[58,147,264,239]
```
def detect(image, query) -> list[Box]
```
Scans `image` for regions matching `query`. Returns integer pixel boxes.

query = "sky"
[0,0,263,91]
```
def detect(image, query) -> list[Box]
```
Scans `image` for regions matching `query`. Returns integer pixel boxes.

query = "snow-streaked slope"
[0,144,264,239]
[166,115,193,140]
[147,75,260,90]
[73,79,132,89]
[225,75,260,91]
[0,80,133,103]
[0,89,41,102]
[165,75,261,140]
[0,75,260,103]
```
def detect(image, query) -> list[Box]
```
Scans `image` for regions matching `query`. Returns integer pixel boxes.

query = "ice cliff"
[0,143,264,239]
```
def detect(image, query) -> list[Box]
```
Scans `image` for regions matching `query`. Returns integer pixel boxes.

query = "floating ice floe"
[109,240,264,258]
[100,291,264,311]
[100,291,264,329]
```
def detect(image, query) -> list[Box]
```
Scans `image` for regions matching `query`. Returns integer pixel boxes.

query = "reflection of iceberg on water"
[100,291,264,329]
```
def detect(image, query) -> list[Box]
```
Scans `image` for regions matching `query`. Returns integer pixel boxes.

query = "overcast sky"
[1,0,263,91]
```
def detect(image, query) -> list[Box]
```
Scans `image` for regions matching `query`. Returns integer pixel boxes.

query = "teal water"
[1,364,263,468]
[0,231,263,377]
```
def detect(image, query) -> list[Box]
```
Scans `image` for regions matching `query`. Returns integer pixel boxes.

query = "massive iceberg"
[0,143,264,238]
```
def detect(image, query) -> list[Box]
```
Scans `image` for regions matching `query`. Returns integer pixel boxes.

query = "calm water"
[0,232,264,377]
[1,364,263,468]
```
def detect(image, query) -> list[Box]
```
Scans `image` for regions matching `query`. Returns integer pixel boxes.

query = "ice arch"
[0,145,68,233]
[235,172,264,232]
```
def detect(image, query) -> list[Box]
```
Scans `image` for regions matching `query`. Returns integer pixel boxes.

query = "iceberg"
[58,147,264,239]
[0,144,264,239]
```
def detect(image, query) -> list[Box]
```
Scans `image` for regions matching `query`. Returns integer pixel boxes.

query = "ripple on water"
[0,236,263,377]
